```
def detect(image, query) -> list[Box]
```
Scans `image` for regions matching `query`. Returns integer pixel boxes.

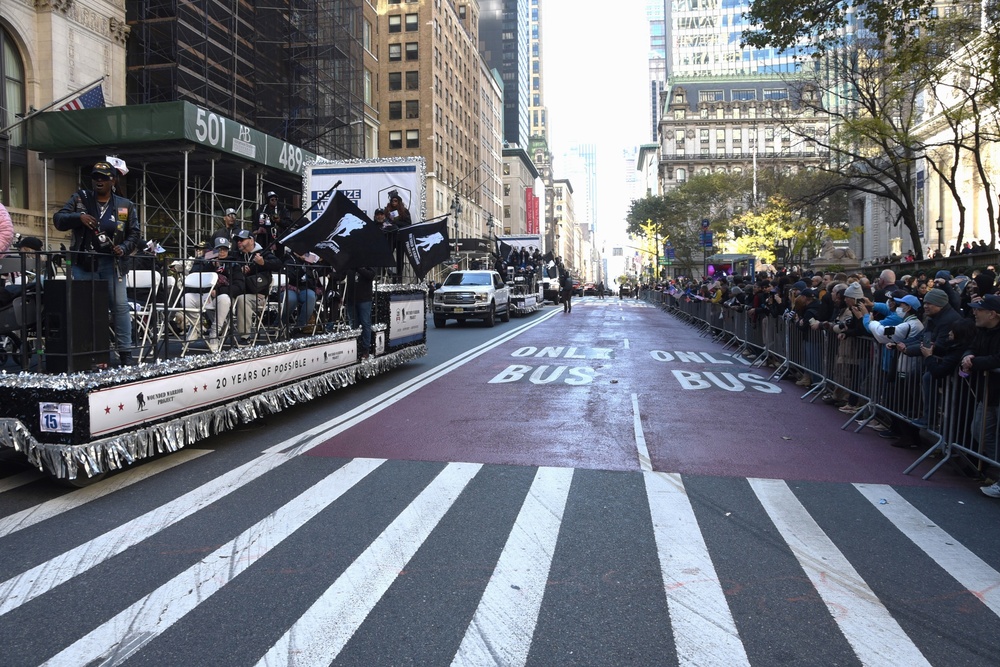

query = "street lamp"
[935,217,944,255]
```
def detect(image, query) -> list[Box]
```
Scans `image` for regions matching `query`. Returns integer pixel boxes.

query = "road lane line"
[0,450,210,538]
[854,483,1000,618]
[645,471,750,666]
[451,466,573,667]
[749,478,931,666]
[41,458,386,667]
[631,393,652,472]
[257,462,482,666]
[0,470,43,493]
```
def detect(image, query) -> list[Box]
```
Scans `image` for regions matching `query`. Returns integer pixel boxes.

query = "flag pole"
[0,75,106,136]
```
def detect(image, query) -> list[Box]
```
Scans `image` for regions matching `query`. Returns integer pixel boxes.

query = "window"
[389,131,403,149]
[1,28,27,207]
[699,129,709,143]
[388,15,402,32]
[504,204,511,218]
[389,101,402,120]
[406,129,419,147]
[405,13,418,31]
[503,184,511,196]
[363,20,373,52]
[675,168,686,183]
[405,42,418,60]
[613,247,624,257]
[388,72,402,90]
[405,70,419,90]
[364,69,372,105]
[389,44,402,61]
[673,109,685,120]
[406,100,419,119]
[698,90,723,102]
[459,4,466,18]
[732,89,756,101]
[763,88,788,100]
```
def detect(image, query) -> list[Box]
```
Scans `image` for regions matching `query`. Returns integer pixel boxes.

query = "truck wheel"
[433,315,446,328]
[484,303,496,327]
[500,304,511,322]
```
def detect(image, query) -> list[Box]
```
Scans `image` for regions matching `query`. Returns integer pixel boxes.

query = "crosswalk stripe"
[0,470,44,493]
[749,478,932,667]
[41,458,386,667]
[257,461,483,666]
[645,471,750,666]
[854,483,1000,618]
[0,449,210,538]
[0,451,292,617]
[451,466,573,667]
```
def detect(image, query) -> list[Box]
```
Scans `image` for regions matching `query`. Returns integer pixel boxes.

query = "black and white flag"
[400,217,450,278]
[281,192,395,271]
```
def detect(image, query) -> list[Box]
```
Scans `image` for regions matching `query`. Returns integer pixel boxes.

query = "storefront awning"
[26,101,315,176]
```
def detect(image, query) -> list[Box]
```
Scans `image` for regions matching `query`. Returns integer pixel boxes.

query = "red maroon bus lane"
[308,299,964,487]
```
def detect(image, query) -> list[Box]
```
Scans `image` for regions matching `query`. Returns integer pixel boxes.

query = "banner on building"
[526,187,539,235]
[304,158,426,222]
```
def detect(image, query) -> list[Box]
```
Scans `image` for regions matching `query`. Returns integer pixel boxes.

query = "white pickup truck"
[432,270,511,327]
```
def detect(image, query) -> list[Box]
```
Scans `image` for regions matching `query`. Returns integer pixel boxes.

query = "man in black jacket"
[233,229,283,342]
[53,161,141,365]
[345,266,375,357]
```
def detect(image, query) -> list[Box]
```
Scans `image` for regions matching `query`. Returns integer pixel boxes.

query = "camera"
[883,326,896,336]
[95,232,114,251]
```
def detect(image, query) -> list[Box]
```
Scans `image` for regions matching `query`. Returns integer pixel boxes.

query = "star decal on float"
[203,383,208,391]
[118,403,124,411]
[193,386,198,393]
[104,406,111,414]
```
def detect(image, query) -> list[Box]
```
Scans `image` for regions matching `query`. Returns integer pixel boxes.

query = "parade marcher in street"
[53,160,142,365]
[597,280,605,299]
[233,229,282,342]
[560,267,573,313]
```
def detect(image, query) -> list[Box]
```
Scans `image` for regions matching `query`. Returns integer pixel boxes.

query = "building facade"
[501,145,540,236]
[479,0,530,148]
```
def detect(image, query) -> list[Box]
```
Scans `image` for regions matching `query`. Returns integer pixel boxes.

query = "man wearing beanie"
[933,270,962,312]
[901,287,962,432]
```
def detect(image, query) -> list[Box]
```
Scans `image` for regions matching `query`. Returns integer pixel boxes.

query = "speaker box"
[43,280,110,373]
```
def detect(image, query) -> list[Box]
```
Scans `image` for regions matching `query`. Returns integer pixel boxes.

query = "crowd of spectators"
[652,265,1000,497]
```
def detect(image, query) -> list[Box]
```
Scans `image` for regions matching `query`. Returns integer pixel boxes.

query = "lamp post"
[935,217,944,255]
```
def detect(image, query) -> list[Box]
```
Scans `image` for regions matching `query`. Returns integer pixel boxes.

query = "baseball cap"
[266,191,277,199]
[14,236,42,251]
[800,288,817,298]
[235,229,253,240]
[897,294,921,311]
[91,162,115,178]
[225,208,237,216]
[970,294,1000,313]
[214,238,232,250]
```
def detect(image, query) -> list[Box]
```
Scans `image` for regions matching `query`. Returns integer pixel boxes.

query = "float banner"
[388,294,425,346]
[88,339,356,437]
[306,158,425,221]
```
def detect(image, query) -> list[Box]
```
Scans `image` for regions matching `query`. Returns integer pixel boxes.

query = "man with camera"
[253,191,292,252]
[53,161,141,365]
[232,229,282,343]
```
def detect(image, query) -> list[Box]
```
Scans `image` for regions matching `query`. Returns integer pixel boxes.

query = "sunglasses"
[92,174,111,181]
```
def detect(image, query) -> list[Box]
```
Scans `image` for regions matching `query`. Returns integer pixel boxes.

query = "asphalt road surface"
[1,296,998,666]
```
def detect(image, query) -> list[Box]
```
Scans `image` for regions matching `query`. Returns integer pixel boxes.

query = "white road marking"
[0,450,210,537]
[41,458,385,667]
[749,478,931,667]
[257,462,482,666]
[631,393,652,472]
[855,483,1000,618]
[645,471,750,666]
[451,466,574,667]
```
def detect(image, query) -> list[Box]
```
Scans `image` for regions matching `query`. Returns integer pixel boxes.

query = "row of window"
[388,130,419,149]
[671,105,817,120]
[388,14,420,33]
[388,42,419,61]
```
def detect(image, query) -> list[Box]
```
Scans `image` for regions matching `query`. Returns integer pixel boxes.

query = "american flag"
[58,85,106,111]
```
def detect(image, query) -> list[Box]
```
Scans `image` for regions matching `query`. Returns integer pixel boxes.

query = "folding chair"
[127,268,170,362]
[311,274,345,334]
[169,272,219,355]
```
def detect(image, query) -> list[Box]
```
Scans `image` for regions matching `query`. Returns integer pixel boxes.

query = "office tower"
[479,0,531,148]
